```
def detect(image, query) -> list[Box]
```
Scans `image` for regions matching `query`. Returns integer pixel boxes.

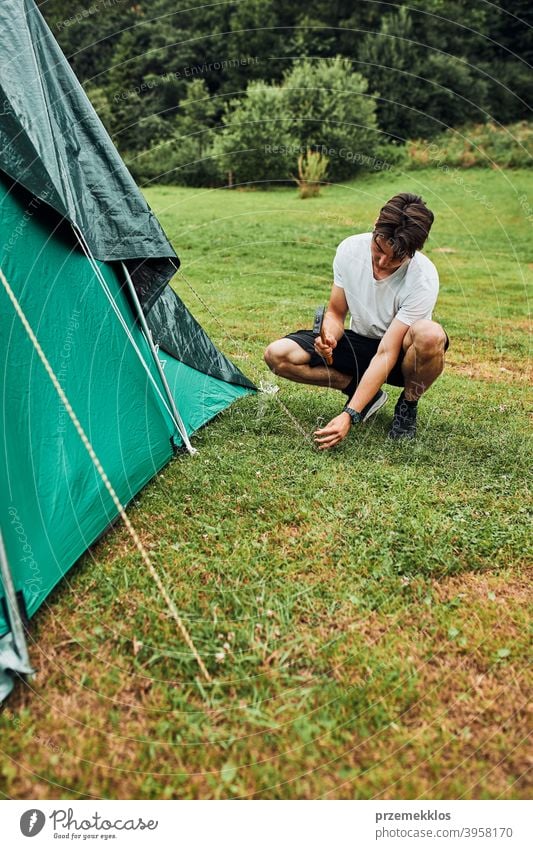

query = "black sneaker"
[388,391,418,440]
[361,389,388,422]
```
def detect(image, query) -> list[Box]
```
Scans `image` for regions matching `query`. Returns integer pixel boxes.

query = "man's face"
[371,232,409,278]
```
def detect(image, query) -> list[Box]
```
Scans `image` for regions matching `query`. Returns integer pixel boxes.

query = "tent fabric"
[0,0,176,309]
[0,174,181,638]
[0,173,252,644]
[0,0,176,266]
[0,0,255,388]
[0,634,33,702]
[147,285,254,390]
[0,0,256,695]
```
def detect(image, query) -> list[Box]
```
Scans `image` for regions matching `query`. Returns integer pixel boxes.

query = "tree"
[478,0,533,122]
[40,0,136,83]
[359,6,488,141]
[177,80,217,146]
[128,79,220,187]
[213,82,295,186]
[221,0,285,89]
[282,57,381,179]
[41,0,528,173]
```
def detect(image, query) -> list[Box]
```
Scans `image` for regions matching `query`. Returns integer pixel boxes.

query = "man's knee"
[264,338,310,376]
[408,319,447,359]
[264,340,291,375]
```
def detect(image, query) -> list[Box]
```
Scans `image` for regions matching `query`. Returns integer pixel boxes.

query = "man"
[264,192,449,448]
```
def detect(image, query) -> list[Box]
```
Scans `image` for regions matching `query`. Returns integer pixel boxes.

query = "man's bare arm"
[347,317,409,411]
[314,285,348,359]
[314,318,409,450]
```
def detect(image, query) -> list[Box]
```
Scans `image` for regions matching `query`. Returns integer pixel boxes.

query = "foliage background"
[39,0,532,186]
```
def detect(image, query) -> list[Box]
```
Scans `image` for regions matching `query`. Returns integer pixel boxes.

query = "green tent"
[0,0,255,699]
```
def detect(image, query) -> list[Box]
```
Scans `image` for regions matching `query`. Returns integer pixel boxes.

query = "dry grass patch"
[446,357,532,383]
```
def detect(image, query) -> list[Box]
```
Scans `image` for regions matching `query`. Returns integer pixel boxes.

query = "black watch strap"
[343,405,362,425]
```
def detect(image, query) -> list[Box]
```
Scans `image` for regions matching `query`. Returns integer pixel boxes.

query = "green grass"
[1,169,531,800]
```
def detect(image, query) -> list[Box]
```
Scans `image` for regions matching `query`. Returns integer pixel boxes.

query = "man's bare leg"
[400,319,447,399]
[389,319,447,439]
[264,338,351,391]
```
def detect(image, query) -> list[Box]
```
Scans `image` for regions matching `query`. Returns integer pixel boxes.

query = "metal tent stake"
[121,262,197,455]
[0,529,32,669]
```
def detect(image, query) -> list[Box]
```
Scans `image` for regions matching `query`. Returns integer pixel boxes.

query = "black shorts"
[285,328,450,388]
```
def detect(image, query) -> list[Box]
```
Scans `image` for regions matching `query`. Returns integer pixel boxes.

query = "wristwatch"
[342,405,363,426]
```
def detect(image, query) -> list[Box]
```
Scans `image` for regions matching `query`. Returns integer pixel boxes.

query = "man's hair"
[374,193,434,259]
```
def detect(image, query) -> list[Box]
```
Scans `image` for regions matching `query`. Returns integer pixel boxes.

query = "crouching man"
[264,192,449,448]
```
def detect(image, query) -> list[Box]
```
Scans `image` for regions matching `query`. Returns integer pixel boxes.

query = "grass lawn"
[1,168,531,800]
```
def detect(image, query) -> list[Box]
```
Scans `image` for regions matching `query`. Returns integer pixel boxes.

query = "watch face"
[343,406,362,424]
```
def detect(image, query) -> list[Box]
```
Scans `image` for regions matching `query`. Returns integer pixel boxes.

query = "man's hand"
[314,411,351,450]
[314,331,337,362]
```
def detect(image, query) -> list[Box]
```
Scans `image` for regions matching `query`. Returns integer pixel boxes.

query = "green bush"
[127,80,221,187]
[127,133,219,187]
[282,57,381,180]
[212,57,386,187]
[212,82,295,187]
[407,122,533,169]
[129,59,405,188]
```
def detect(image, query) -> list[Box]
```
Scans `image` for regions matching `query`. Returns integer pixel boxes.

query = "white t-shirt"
[333,233,439,339]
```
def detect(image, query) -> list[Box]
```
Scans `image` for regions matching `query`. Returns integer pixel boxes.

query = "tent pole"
[0,529,32,670]
[121,263,197,456]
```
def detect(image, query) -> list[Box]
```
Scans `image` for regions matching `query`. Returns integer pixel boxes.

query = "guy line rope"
[0,266,211,682]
